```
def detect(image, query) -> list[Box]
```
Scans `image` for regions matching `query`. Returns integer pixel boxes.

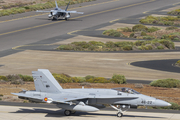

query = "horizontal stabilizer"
[66,11,84,14]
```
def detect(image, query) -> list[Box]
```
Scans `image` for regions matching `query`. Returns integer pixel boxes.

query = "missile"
[57,102,99,112]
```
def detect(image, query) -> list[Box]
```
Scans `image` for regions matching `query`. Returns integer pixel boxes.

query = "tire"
[64,110,71,116]
[117,112,123,117]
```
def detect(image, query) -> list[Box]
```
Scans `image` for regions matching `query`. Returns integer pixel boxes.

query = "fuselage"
[20,88,170,107]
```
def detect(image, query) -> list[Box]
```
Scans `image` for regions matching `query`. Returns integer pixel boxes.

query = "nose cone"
[155,99,171,107]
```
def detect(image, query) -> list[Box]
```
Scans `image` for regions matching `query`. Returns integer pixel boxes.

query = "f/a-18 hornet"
[12,69,171,117]
[36,1,83,20]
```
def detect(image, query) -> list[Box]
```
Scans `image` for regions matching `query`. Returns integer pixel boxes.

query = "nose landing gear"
[110,104,130,117]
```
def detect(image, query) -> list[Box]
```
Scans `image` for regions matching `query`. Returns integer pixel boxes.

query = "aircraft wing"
[58,10,83,14]
[12,92,88,104]
[36,10,52,13]
[67,11,84,14]
[49,96,88,104]
[93,95,138,99]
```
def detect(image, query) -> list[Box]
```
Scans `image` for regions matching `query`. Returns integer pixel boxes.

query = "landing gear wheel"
[117,112,123,117]
[65,18,68,21]
[64,110,71,116]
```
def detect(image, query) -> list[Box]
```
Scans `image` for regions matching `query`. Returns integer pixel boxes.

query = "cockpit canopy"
[54,8,58,10]
[112,87,140,94]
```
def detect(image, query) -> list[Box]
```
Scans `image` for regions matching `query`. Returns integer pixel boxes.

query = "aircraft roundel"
[44,97,48,101]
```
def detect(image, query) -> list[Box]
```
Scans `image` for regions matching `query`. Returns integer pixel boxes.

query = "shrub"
[85,75,95,80]
[140,15,180,26]
[143,36,154,40]
[89,41,104,46]
[0,94,3,97]
[53,73,72,83]
[71,77,85,83]
[58,45,73,50]
[0,98,2,101]
[88,46,98,51]
[139,16,158,24]
[120,27,132,32]
[141,31,147,36]
[115,42,133,47]
[150,79,180,88]
[6,74,21,81]
[159,39,174,49]
[72,41,87,46]
[105,41,115,48]
[146,45,153,50]
[134,40,144,46]
[166,26,178,30]
[129,33,134,38]
[157,45,164,49]
[147,27,160,33]
[132,24,148,32]
[0,76,8,81]
[11,79,24,85]
[122,45,132,51]
[110,74,126,84]
[168,9,180,15]
[86,77,110,83]
[103,29,123,37]
[18,74,33,82]
[173,38,180,41]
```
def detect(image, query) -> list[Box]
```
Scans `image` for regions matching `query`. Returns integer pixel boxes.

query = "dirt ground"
[0,0,54,5]
[0,82,180,105]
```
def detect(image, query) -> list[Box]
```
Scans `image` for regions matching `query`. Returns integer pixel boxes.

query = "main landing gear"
[64,110,76,116]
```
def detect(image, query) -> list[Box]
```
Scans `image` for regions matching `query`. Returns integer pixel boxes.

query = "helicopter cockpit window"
[112,87,140,94]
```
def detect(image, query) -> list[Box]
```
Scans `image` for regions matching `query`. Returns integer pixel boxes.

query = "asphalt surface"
[131,59,180,73]
[0,0,180,52]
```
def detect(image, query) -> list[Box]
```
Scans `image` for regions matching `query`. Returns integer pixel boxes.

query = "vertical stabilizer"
[65,1,70,11]
[32,69,62,93]
[55,1,58,8]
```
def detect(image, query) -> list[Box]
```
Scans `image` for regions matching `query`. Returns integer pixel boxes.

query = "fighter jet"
[36,1,83,20]
[12,69,171,117]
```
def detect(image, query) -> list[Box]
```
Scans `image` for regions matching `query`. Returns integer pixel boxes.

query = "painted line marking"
[12,44,53,50]
[67,30,82,35]
[143,11,149,14]
[173,2,180,5]
[0,0,119,24]
[109,19,119,23]
[0,0,156,37]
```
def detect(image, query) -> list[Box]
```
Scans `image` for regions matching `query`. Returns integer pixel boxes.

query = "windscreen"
[112,87,140,94]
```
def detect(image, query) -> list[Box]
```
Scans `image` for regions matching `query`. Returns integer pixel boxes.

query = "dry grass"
[148,29,180,38]
[0,0,54,5]
[0,82,180,105]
